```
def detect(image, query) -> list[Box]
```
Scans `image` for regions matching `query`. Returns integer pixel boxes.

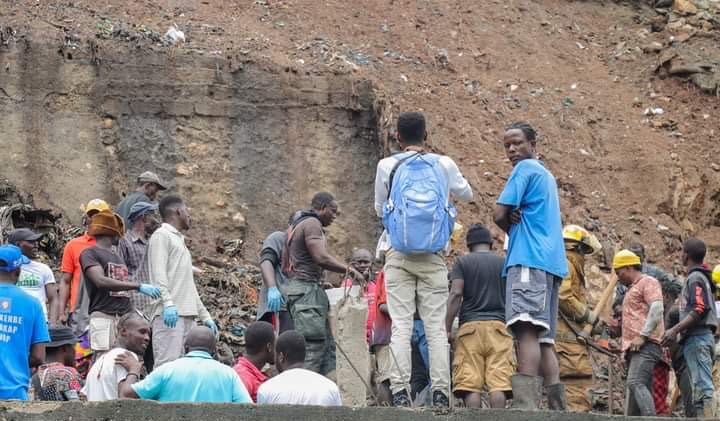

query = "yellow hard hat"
[613,249,641,270]
[84,199,110,216]
[562,224,602,255]
[713,264,720,286]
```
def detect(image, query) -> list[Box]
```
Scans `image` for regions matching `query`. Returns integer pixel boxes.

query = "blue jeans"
[683,333,715,411]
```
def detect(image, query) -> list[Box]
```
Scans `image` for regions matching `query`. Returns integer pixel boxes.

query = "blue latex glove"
[163,305,179,328]
[204,319,219,339]
[267,286,284,313]
[138,284,161,299]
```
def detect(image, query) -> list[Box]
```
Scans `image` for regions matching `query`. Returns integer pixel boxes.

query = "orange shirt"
[60,233,96,310]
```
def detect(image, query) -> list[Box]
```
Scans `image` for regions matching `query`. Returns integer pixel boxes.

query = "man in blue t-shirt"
[0,244,50,400]
[494,122,568,411]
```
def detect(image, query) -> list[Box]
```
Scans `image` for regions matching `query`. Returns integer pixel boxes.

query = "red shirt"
[372,269,392,346]
[233,356,267,402]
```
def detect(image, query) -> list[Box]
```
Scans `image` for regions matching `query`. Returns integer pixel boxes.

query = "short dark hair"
[117,312,146,330]
[628,242,646,260]
[683,238,706,264]
[159,195,184,220]
[662,281,682,300]
[245,321,275,355]
[397,112,426,145]
[311,192,335,210]
[276,330,306,364]
[506,121,537,142]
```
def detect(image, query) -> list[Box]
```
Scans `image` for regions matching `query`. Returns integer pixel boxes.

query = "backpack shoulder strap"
[386,152,424,200]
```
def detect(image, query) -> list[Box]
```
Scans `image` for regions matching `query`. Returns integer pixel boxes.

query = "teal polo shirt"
[132,351,251,403]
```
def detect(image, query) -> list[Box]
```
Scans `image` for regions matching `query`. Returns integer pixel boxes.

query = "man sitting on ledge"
[116,326,251,403]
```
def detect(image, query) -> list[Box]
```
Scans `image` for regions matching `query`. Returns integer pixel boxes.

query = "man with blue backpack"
[494,122,568,411]
[374,112,473,407]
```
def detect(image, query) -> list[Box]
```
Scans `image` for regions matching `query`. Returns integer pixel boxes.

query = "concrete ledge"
[0,401,663,421]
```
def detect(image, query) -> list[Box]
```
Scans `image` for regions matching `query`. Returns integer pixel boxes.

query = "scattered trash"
[162,24,185,45]
[644,107,664,116]
[562,96,574,107]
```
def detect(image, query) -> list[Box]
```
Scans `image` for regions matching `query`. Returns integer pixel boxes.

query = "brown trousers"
[556,340,593,412]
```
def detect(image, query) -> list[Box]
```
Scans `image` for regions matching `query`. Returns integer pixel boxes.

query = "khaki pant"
[152,315,195,368]
[556,340,593,412]
[452,320,514,393]
[385,249,449,394]
[89,312,120,352]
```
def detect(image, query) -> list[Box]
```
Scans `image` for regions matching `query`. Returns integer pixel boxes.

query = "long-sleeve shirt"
[679,267,717,340]
[147,223,210,321]
[373,151,473,218]
[557,250,592,342]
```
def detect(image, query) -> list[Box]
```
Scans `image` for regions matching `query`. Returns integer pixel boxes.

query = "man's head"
[7,228,43,260]
[627,242,646,263]
[350,249,373,275]
[116,313,151,355]
[503,121,537,166]
[562,224,602,256]
[136,171,168,201]
[396,112,427,147]
[82,198,111,228]
[662,281,682,311]
[311,192,338,227]
[275,330,306,372]
[244,321,276,364]
[46,326,79,367]
[184,326,217,356]
[87,210,125,246]
[159,195,190,230]
[128,202,161,237]
[466,224,493,251]
[682,238,706,267]
[613,249,642,287]
[0,245,29,284]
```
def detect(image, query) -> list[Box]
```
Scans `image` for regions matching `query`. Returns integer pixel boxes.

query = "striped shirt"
[147,223,210,321]
[117,231,153,317]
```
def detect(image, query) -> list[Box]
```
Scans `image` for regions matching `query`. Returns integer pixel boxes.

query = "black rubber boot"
[546,383,567,411]
[392,389,411,408]
[510,374,540,410]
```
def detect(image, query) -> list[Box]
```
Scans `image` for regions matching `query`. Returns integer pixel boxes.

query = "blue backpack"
[382,152,457,254]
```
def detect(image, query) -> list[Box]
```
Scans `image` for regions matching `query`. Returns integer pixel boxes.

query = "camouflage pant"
[286,278,336,375]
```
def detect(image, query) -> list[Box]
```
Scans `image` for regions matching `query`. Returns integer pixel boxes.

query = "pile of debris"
[0,180,68,263]
[195,256,260,361]
[646,0,720,94]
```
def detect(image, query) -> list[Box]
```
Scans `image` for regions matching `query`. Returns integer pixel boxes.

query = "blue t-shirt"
[497,159,568,279]
[0,284,50,400]
[132,351,251,403]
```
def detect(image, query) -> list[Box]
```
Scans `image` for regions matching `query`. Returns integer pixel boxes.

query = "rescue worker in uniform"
[556,225,605,412]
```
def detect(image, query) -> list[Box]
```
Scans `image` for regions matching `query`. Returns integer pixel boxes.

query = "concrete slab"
[0,401,668,421]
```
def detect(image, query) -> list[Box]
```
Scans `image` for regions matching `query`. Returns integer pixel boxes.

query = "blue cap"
[0,245,30,272]
[128,202,159,223]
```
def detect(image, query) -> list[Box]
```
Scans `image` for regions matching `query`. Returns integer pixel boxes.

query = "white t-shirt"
[17,260,56,316]
[256,368,341,406]
[82,348,138,401]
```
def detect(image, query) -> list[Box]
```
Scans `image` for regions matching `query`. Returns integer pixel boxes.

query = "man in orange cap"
[79,210,160,355]
[59,199,110,326]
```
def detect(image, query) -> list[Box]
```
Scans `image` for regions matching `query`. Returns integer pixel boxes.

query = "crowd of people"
[0,112,719,417]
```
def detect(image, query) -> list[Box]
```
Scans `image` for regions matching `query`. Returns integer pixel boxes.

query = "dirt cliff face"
[0,37,383,257]
[1,0,719,269]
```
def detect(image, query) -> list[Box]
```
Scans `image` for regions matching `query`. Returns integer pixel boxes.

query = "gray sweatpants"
[152,315,195,368]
